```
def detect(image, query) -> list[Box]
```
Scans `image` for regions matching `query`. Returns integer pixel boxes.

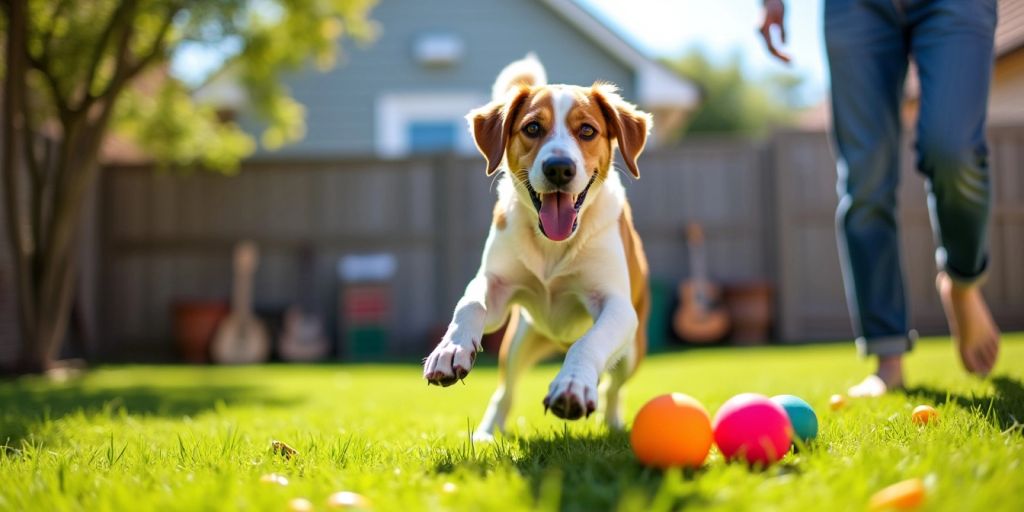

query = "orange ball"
[630,393,713,468]
[912,405,938,425]
[868,478,926,511]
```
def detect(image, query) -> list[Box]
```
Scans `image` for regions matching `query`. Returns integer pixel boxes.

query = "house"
[198,0,699,159]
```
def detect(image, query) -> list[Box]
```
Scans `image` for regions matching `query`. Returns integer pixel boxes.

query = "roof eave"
[536,0,700,110]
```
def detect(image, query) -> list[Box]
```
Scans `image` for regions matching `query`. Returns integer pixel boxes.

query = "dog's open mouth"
[526,173,597,242]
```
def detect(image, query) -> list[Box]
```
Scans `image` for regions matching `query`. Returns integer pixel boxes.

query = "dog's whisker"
[610,163,630,179]
[488,170,504,194]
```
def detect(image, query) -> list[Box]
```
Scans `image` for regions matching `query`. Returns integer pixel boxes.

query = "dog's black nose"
[542,157,576,187]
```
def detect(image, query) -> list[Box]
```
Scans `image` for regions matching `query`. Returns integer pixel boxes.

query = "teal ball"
[770,395,818,442]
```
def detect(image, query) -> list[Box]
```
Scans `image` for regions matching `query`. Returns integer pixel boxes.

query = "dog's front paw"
[423,335,481,387]
[543,367,599,420]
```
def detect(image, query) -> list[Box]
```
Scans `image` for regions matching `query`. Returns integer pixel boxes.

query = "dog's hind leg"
[475,307,556,441]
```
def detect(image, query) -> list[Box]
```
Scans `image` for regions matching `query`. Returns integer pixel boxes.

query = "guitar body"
[278,246,330,362]
[210,241,271,364]
[674,281,730,343]
[672,223,731,344]
[279,306,329,361]
[211,315,271,364]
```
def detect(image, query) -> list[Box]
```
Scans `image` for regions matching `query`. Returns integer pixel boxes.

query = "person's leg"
[825,0,913,394]
[909,0,1000,376]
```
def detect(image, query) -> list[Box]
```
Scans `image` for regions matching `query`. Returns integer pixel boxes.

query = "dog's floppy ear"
[592,83,652,178]
[467,87,530,176]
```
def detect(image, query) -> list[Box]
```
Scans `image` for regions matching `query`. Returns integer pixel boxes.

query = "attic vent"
[413,33,464,68]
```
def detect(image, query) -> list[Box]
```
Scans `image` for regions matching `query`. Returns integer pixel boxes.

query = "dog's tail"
[492,53,547,101]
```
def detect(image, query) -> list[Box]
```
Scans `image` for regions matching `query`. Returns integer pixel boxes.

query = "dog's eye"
[579,124,597,141]
[523,121,542,138]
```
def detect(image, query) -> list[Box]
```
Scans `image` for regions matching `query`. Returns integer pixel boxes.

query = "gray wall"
[246,0,636,157]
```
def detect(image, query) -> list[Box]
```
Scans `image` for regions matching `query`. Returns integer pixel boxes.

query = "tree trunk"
[3,0,112,374]
[1,0,44,373]
[7,134,103,374]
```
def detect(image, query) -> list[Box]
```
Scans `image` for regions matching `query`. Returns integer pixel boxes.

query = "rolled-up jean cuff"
[945,259,989,286]
[856,330,918,357]
[936,248,989,286]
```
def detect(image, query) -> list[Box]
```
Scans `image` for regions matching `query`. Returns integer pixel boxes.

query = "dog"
[422,55,651,440]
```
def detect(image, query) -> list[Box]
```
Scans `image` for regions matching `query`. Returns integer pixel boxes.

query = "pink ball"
[713,393,793,465]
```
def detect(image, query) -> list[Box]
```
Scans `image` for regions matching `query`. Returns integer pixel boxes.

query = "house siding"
[248,0,636,158]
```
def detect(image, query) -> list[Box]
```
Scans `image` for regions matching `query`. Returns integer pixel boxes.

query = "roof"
[536,0,699,109]
[997,0,1024,57]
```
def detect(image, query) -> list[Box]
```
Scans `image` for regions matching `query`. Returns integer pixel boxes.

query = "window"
[408,120,458,154]
[375,92,486,158]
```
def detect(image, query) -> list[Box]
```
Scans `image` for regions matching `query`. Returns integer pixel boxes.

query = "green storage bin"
[347,325,388,358]
[646,278,672,353]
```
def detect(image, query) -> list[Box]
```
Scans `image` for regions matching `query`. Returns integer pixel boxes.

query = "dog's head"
[467,57,651,242]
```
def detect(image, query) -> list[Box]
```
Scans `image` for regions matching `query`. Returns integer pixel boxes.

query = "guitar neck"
[687,242,709,287]
[232,268,255,318]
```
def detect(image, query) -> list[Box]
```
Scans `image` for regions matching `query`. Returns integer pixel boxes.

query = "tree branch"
[81,0,138,108]
[19,95,44,182]
[38,0,71,60]
[90,2,180,109]
[19,93,46,260]
[126,9,177,78]
[26,52,72,121]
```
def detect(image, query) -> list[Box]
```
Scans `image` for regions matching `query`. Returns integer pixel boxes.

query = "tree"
[1,0,376,373]
[665,49,803,137]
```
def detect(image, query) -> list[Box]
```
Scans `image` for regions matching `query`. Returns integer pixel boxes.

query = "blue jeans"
[824,0,997,357]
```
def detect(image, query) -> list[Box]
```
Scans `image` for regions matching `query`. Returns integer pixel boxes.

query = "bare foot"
[849,355,904,397]
[936,272,1000,377]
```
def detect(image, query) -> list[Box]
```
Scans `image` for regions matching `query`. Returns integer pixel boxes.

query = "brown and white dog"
[422,55,651,440]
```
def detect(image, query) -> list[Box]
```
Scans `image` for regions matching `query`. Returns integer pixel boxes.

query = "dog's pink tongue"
[539,192,576,241]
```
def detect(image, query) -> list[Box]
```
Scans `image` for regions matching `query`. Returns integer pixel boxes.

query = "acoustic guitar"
[673,223,731,343]
[279,245,329,362]
[211,241,271,364]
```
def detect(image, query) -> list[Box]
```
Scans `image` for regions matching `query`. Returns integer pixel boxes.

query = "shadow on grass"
[517,431,715,511]
[432,428,710,512]
[0,380,298,445]
[903,375,1024,432]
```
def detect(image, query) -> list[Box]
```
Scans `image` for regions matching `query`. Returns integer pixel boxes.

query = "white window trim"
[375,92,488,158]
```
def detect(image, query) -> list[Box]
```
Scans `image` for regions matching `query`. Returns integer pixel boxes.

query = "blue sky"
[577,0,828,106]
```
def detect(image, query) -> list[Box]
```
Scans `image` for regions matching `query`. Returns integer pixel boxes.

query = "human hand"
[759,0,791,63]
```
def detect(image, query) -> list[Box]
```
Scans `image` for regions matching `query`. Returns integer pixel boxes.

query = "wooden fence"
[68,127,1024,359]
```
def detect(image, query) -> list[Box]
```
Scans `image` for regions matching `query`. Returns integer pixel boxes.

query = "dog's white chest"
[513,275,594,344]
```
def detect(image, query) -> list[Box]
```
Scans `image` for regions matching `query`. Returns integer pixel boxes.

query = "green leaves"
[114,81,256,172]
[665,49,803,138]
[14,0,378,170]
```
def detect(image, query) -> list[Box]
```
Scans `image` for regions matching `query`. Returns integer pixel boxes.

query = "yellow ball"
[829,394,847,411]
[630,393,713,468]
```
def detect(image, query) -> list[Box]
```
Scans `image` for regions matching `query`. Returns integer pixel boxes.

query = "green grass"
[1,335,1023,512]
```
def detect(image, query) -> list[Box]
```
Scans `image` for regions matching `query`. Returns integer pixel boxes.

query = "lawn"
[1,335,1023,512]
